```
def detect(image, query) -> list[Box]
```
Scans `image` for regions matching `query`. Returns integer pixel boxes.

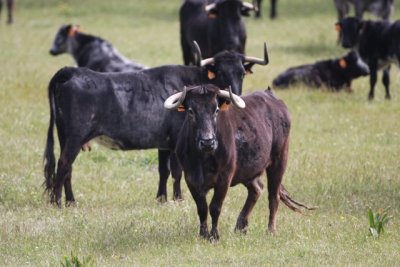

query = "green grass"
[1,0,400,266]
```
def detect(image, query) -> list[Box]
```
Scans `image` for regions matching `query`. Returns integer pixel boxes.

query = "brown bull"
[164,84,314,241]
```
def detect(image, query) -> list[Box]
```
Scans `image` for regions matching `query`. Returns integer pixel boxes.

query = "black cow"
[164,85,314,241]
[43,48,268,207]
[253,0,278,19]
[0,0,14,24]
[334,0,393,20]
[50,24,146,72]
[180,0,257,66]
[272,51,369,91]
[336,17,400,99]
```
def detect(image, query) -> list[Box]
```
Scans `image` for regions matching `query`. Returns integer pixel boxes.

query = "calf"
[272,51,369,91]
[164,85,313,241]
[334,0,393,20]
[50,24,146,72]
[0,0,14,24]
[336,17,400,99]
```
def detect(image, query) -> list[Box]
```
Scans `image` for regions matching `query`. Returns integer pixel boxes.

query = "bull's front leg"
[156,150,170,202]
[209,175,231,242]
[187,183,209,239]
[382,66,391,100]
[368,60,378,100]
[170,153,183,201]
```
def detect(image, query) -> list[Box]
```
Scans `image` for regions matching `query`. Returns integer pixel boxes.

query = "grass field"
[1,0,399,266]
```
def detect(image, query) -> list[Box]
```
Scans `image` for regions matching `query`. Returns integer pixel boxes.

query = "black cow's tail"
[43,74,58,195]
[279,185,317,213]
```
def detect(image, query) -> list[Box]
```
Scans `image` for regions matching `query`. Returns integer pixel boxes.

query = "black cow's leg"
[6,0,12,24]
[187,183,209,239]
[52,140,81,207]
[270,0,276,19]
[156,149,170,202]
[368,61,378,100]
[170,153,183,200]
[0,0,3,21]
[235,177,264,233]
[382,66,391,100]
[209,177,231,241]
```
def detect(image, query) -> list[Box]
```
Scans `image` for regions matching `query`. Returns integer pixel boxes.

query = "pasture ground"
[0,0,399,266]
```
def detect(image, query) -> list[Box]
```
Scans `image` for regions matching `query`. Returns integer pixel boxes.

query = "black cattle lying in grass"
[50,24,147,72]
[180,0,257,66]
[164,84,314,241]
[43,48,269,207]
[336,17,400,100]
[334,0,393,20]
[272,51,369,91]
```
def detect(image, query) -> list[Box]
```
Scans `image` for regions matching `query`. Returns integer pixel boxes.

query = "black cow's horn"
[200,57,215,66]
[164,87,187,110]
[193,41,203,66]
[244,42,269,65]
[242,2,255,10]
[218,86,246,109]
[205,3,216,12]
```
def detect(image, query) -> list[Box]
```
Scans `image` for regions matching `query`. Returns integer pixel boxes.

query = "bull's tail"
[279,185,317,213]
[43,75,58,195]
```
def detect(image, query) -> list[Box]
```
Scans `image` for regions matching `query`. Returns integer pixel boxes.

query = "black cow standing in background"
[180,0,257,66]
[0,0,14,24]
[336,17,400,100]
[43,48,268,207]
[253,0,278,19]
[164,85,314,241]
[334,0,393,20]
[50,24,147,72]
[272,51,369,91]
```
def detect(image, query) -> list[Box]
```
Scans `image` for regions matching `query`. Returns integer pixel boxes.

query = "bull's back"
[227,90,290,185]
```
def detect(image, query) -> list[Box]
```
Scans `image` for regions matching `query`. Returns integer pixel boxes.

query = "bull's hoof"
[65,200,76,207]
[368,94,374,101]
[209,228,220,243]
[234,218,248,233]
[199,225,210,239]
[173,193,184,202]
[385,94,391,100]
[156,195,167,203]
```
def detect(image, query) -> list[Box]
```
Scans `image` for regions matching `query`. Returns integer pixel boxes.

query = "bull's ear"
[244,63,255,74]
[339,58,347,69]
[205,65,217,80]
[335,22,341,32]
[207,9,218,19]
[68,25,79,37]
[177,104,186,112]
[219,101,230,111]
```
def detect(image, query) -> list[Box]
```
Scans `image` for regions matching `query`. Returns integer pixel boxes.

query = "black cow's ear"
[244,63,255,74]
[339,58,347,69]
[208,9,218,19]
[241,7,251,16]
[335,22,341,32]
[206,65,217,80]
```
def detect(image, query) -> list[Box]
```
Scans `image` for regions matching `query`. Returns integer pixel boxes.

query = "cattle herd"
[43,0,396,241]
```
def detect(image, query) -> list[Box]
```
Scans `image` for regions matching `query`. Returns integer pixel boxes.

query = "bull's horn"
[164,86,187,110]
[200,57,215,66]
[205,3,216,12]
[242,2,255,10]
[218,86,246,109]
[193,41,203,65]
[244,42,269,65]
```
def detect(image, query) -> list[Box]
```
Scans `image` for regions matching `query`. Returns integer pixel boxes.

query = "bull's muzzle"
[199,138,217,152]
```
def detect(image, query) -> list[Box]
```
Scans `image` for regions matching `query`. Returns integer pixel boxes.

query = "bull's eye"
[188,107,194,117]
[215,108,219,115]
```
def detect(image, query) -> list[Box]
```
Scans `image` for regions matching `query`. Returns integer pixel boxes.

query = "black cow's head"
[194,41,269,95]
[338,51,370,77]
[205,0,256,18]
[49,24,80,56]
[335,17,363,49]
[164,85,245,153]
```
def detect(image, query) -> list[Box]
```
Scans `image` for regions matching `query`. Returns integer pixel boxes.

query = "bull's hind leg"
[170,153,183,201]
[52,139,81,207]
[266,144,289,233]
[382,66,391,100]
[157,150,170,202]
[235,177,264,233]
